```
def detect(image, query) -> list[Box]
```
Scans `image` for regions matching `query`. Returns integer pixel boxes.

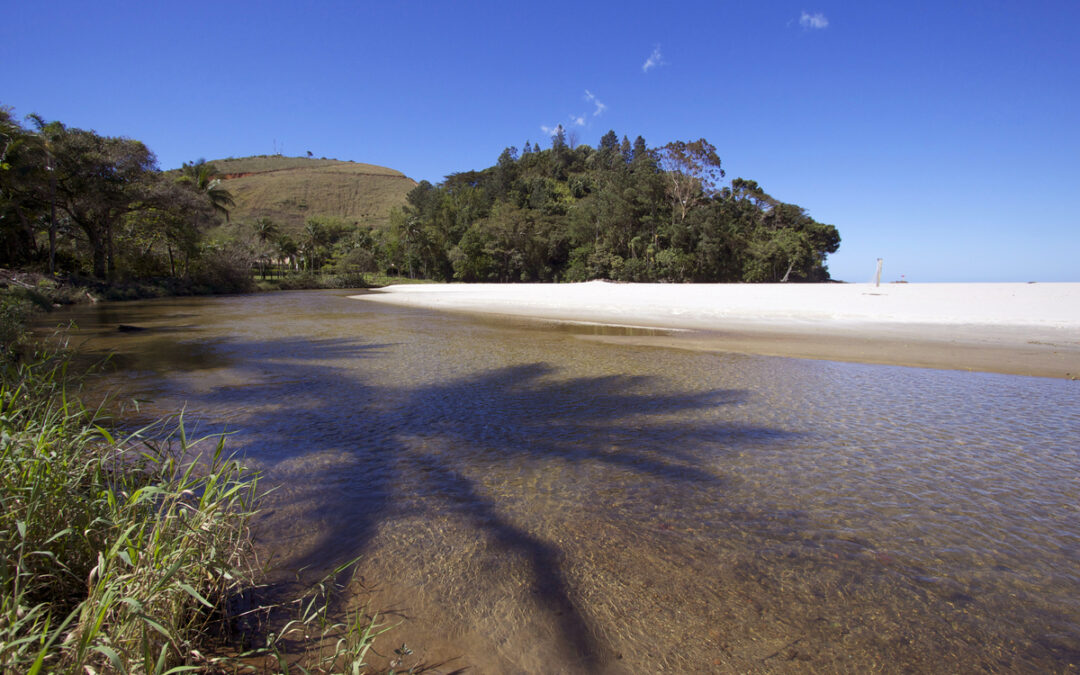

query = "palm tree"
[178,159,235,221]
[301,221,327,272]
[251,218,279,278]
[26,114,62,275]
[276,235,299,272]
[252,217,279,244]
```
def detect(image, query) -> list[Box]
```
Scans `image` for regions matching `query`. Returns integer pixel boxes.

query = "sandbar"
[351,282,1080,379]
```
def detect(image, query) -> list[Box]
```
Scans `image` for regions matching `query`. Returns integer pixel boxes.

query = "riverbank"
[2,275,404,672]
[353,281,1080,379]
[0,267,422,357]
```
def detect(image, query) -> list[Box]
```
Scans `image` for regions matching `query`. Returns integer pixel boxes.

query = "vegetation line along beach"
[2,105,841,290]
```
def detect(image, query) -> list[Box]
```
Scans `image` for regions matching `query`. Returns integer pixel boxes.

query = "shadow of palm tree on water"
[148,335,794,670]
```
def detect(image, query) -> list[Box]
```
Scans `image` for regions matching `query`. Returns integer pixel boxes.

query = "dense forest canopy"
[381,129,839,282]
[2,104,839,285]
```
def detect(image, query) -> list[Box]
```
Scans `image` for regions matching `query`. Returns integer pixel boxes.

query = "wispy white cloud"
[799,11,828,30]
[584,89,607,116]
[543,90,605,137]
[642,44,664,73]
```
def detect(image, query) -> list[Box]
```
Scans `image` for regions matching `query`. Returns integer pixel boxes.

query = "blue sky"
[3,1,1077,282]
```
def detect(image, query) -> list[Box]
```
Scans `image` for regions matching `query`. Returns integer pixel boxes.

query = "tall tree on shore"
[24,114,64,274]
[45,124,158,278]
[657,139,724,224]
[0,109,45,266]
[301,220,327,271]
[178,159,235,222]
[123,173,216,278]
[251,217,280,277]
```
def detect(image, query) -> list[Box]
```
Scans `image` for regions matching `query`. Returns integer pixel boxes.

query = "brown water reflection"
[40,290,1080,673]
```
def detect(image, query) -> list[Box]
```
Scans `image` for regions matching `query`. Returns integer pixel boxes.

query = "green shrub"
[192,244,256,294]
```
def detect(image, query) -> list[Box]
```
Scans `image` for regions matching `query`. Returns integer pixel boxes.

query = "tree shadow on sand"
[122,334,796,670]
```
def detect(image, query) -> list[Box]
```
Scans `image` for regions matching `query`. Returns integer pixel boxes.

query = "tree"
[551,125,567,151]
[22,114,66,274]
[177,159,234,222]
[388,207,428,278]
[724,178,771,207]
[47,125,158,278]
[276,234,299,271]
[596,130,621,170]
[632,136,649,164]
[251,217,279,245]
[121,174,216,278]
[753,202,840,282]
[451,223,498,281]
[0,109,46,267]
[657,139,724,223]
[492,147,519,200]
[250,217,279,277]
[3,111,236,279]
[300,219,343,272]
[301,221,324,271]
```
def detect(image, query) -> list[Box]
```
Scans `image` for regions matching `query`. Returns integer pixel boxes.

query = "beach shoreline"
[351,282,1080,379]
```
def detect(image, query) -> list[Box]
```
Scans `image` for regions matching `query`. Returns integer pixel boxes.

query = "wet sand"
[353,282,1080,379]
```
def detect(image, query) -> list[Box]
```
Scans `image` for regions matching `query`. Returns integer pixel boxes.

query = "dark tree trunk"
[105,220,116,280]
[85,228,107,279]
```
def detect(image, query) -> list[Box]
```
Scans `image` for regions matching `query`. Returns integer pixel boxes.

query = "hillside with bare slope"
[210,155,416,231]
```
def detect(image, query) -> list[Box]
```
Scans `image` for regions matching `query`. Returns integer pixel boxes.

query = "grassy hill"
[208,155,416,233]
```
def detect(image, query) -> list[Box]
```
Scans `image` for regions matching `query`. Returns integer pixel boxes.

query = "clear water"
[42,290,1080,672]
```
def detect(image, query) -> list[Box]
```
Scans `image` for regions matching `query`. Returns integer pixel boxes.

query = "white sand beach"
[352,282,1080,378]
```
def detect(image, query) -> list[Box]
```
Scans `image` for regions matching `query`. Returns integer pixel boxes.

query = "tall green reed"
[1,347,404,673]
[0,349,259,673]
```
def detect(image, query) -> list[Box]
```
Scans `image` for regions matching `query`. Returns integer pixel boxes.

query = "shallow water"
[42,290,1080,672]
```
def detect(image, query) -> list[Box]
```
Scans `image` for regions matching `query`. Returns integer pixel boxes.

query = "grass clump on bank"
[0,348,402,672]
[0,277,413,672]
[0,350,259,672]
